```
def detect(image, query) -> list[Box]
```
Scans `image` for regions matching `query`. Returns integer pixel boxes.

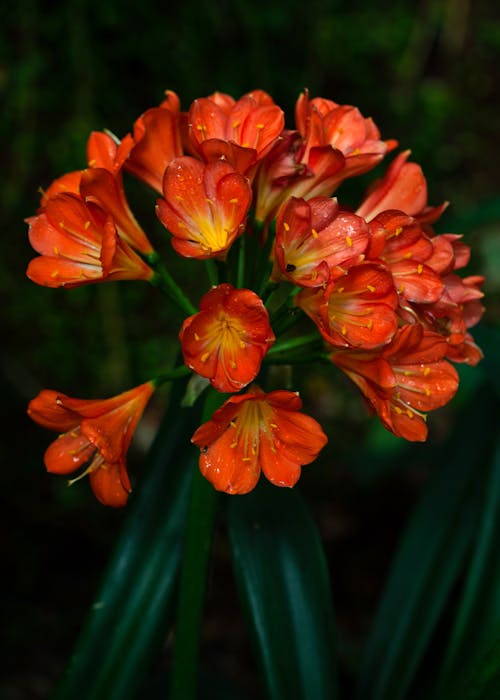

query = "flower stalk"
[150,262,197,316]
[169,390,223,700]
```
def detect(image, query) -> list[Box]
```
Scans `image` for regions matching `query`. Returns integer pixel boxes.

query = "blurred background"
[1,0,499,697]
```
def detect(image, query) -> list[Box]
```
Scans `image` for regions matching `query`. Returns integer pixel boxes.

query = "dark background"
[1,0,499,697]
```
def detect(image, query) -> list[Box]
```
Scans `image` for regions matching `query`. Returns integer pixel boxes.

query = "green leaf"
[52,382,201,700]
[439,638,500,700]
[438,436,500,688]
[356,386,499,700]
[227,481,339,700]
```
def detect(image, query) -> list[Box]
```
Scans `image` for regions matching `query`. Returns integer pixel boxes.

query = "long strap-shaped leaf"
[227,481,339,700]
[437,436,500,689]
[439,638,500,700]
[356,385,499,700]
[52,381,201,700]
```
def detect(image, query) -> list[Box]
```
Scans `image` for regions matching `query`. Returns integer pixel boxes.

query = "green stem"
[143,250,161,266]
[254,219,276,296]
[236,232,246,288]
[267,332,323,357]
[169,390,224,700]
[150,263,197,316]
[153,365,191,387]
[204,259,219,287]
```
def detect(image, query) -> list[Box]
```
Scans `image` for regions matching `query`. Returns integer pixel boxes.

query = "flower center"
[230,398,276,462]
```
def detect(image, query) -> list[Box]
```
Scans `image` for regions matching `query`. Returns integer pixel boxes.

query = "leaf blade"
[228,481,339,700]
[52,384,201,700]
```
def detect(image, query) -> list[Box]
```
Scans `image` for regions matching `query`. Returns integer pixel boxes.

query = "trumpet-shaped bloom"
[37,131,155,256]
[80,167,154,256]
[356,151,447,223]
[273,196,369,287]
[331,325,459,441]
[416,273,485,365]
[188,90,284,175]
[297,263,399,349]
[26,193,153,288]
[180,284,275,392]
[125,93,183,193]
[295,90,397,181]
[86,130,134,175]
[191,387,328,494]
[366,210,445,304]
[28,382,155,507]
[254,91,395,224]
[254,130,347,224]
[156,156,252,259]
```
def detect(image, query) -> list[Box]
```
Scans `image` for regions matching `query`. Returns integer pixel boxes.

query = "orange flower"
[416,273,485,366]
[254,130,345,224]
[366,210,445,304]
[125,92,183,193]
[191,387,327,494]
[254,90,395,224]
[80,167,154,256]
[26,193,153,288]
[156,156,252,259]
[188,90,284,175]
[179,284,275,392]
[28,382,155,507]
[295,90,397,182]
[297,263,399,349]
[86,130,135,175]
[356,151,447,224]
[331,325,459,441]
[37,131,155,257]
[272,196,369,287]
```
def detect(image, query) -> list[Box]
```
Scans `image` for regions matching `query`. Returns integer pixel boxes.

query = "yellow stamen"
[345,235,353,247]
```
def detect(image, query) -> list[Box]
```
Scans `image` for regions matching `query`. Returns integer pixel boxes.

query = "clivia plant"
[26,88,495,700]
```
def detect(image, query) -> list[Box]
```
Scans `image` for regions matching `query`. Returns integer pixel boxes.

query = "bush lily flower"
[28,382,155,506]
[26,86,483,502]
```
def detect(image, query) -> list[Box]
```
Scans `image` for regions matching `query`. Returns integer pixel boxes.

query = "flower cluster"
[27,88,484,505]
